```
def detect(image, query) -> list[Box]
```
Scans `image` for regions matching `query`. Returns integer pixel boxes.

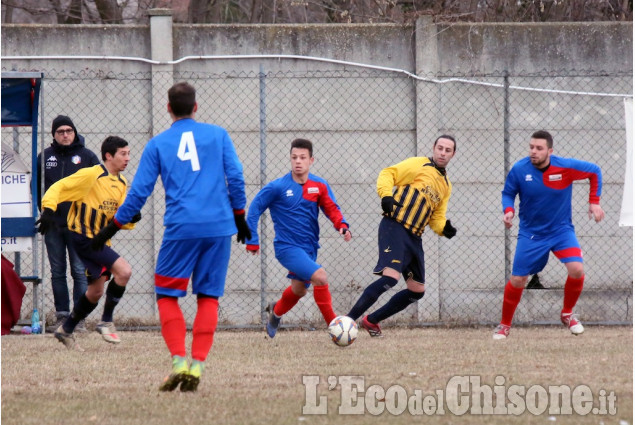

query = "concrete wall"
[2,18,632,326]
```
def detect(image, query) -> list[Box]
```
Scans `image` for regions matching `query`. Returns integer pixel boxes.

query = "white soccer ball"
[328,315,358,347]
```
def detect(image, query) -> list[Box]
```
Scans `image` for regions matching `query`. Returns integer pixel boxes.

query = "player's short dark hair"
[531,130,553,148]
[101,136,129,161]
[168,82,196,117]
[290,138,313,157]
[434,134,457,152]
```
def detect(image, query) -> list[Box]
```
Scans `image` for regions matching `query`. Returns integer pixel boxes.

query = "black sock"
[63,294,98,333]
[347,276,398,320]
[102,279,126,323]
[368,289,424,324]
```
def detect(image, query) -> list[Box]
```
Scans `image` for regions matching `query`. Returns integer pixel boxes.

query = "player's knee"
[86,285,104,301]
[311,268,328,286]
[566,263,584,279]
[406,278,425,293]
[113,264,132,285]
[382,267,400,280]
[293,286,308,297]
[510,275,527,288]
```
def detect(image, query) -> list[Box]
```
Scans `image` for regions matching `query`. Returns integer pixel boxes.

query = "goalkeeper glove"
[35,208,56,235]
[91,221,120,251]
[131,212,142,223]
[234,210,252,244]
[381,196,402,217]
[442,219,457,239]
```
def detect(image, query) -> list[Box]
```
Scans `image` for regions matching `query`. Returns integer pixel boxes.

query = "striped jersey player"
[245,138,351,338]
[346,135,458,337]
[493,130,605,340]
[38,136,138,350]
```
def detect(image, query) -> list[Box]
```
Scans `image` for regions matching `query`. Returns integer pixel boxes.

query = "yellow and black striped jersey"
[41,164,135,242]
[377,156,452,237]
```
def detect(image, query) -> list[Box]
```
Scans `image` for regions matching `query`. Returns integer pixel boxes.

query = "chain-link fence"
[2,66,632,329]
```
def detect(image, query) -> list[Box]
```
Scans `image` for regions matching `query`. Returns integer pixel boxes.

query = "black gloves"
[91,221,120,251]
[381,196,402,217]
[234,210,252,244]
[131,212,142,223]
[35,208,56,235]
[442,219,457,239]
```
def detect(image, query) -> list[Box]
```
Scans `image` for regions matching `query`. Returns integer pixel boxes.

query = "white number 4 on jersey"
[177,131,200,171]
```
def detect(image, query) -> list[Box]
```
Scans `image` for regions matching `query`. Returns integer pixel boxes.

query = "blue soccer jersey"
[502,155,602,237]
[114,118,247,240]
[246,172,348,252]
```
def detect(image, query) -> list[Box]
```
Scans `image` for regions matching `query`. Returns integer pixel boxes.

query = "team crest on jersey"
[548,174,562,181]
[71,155,81,165]
[307,187,319,194]
[525,174,533,181]
[286,189,294,197]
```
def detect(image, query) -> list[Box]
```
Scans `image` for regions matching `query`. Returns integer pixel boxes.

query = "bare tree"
[2,0,632,23]
[94,0,123,22]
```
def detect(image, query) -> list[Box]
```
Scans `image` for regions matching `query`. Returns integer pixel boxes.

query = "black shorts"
[71,232,120,283]
[373,217,425,284]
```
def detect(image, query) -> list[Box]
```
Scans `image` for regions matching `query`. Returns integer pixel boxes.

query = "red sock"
[157,297,186,357]
[313,284,336,325]
[500,281,524,327]
[562,275,584,314]
[273,286,302,316]
[191,297,219,362]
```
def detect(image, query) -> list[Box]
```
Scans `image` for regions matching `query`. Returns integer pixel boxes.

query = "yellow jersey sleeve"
[376,157,427,198]
[41,165,103,211]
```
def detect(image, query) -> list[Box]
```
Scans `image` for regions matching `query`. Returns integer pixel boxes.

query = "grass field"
[1,325,632,425]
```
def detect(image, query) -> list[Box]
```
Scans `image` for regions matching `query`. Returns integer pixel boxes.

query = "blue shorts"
[274,242,320,287]
[155,236,231,298]
[71,232,119,282]
[373,217,425,284]
[512,230,583,276]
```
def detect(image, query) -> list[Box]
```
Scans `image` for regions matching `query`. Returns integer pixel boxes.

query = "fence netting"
[2,66,632,329]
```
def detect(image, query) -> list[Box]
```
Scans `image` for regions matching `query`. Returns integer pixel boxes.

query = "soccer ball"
[328,315,358,347]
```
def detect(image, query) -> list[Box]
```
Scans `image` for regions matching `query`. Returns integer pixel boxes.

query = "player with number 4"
[93,82,250,392]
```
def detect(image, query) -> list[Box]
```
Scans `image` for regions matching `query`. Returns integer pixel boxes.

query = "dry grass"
[1,326,632,425]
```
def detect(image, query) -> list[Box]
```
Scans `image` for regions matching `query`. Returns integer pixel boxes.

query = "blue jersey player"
[493,130,604,340]
[245,139,351,338]
[93,82,250,391]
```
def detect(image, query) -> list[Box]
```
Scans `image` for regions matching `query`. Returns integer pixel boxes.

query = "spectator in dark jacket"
[37,115,100,330]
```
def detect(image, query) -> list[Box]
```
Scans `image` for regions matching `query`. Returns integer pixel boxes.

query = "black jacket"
[37,135,100,226]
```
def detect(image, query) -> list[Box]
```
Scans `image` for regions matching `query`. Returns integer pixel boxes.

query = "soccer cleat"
[561,313,584,335]
[75,320,88,333]
[180,360,204,392]
[360,315,383,338]
[96,321,121,344]
[54,325,85,352]
[265,301,281,338]
[493,324,511,340]
[159,356,189,392]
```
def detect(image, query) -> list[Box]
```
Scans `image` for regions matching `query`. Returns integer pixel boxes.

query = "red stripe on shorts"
[155,274,189,291]
[554,247,582,260]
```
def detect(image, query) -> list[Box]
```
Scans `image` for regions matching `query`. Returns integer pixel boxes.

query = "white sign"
[619,98,633,226]
[1,142,33,252]
[1,141,32,217]
[1,236,32,252]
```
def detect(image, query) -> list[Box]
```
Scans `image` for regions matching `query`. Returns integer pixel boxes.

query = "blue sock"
[368,289,424,324]
[347,276,398,320]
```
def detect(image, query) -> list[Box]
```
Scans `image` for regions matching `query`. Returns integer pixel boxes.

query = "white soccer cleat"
[561,313,584,335]
[492,324,510,340]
